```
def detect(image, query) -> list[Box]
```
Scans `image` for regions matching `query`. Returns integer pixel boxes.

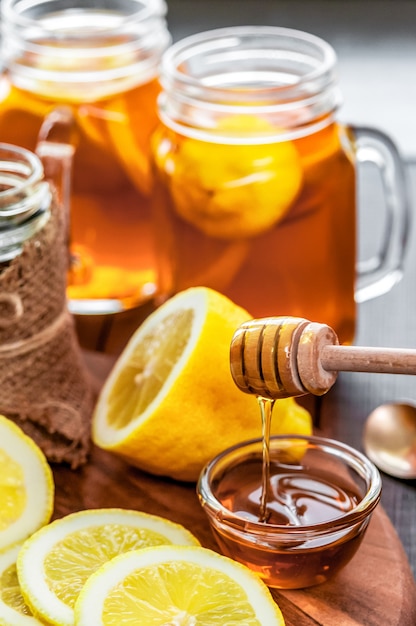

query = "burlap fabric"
[0,193,94,468]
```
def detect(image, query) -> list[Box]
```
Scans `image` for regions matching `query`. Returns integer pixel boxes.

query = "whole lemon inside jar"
[153,115,303,240]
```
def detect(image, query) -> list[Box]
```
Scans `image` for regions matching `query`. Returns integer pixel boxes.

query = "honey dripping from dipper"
[228,316,416,526]
[218,394,361,527]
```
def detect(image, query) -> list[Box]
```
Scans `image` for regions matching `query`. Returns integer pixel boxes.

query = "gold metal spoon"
[363,403,416,480]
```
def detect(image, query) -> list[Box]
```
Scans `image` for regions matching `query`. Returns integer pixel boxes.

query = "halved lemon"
[16,508,199,626]
[0,543,42,625]
[92,287,312,482]
[0,415,54,553]
[74,545,286,625]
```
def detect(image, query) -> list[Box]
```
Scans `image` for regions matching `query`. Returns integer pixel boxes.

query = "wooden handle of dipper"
[230,316,416,399]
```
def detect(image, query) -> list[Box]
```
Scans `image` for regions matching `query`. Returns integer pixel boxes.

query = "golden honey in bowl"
[197,435,381,589]
[0,0,170,328]
[211,450,362,589]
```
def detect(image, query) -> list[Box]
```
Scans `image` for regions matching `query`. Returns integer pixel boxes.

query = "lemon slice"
[104,99,151,196]
[154,115,303,240]
[92,287,312,482]
[16,508,199,626]
[103,80,161,196]
[0,415,54,552]
[0,543,42,625]
[74,545,286,625]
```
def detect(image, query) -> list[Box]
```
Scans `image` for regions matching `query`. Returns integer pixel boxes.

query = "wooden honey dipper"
[230,316,416,399]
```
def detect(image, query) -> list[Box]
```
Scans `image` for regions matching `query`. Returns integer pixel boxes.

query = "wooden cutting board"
[52,351,415,626]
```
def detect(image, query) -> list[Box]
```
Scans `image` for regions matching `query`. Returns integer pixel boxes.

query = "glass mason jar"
[151,26,409,345]
[0,143,51,267]
[0,0,171,349]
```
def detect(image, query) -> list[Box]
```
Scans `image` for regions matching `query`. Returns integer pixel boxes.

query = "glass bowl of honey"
[197,434,381,589]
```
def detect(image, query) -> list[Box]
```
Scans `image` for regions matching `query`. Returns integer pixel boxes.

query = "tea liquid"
[152,122,357,344]
[0,67,161,314]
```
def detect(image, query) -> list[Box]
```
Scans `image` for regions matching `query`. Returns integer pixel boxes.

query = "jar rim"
[158,26,341,141]
[0,143,44,200]
[1,0,170,99]
[2,0,167,28]
[0,143,51,262]
[161,25,337,100]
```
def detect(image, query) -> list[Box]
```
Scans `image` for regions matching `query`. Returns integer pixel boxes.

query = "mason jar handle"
[350,126,411,304]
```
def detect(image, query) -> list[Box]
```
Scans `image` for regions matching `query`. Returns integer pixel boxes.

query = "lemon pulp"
[103,562,262,625]
[0,543,43,625]
[1,563,32,617]
[108,307,193,430]
[45,524,179,607]
[74,546,286,625]
[0,450,26,533]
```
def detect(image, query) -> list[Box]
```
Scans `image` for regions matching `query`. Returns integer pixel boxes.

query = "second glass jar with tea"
[152,27,408,345]
[0,0,170,316]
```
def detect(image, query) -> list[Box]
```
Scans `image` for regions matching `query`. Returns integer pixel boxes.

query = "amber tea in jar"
[152,27,409,345]
[0,0,171,346]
